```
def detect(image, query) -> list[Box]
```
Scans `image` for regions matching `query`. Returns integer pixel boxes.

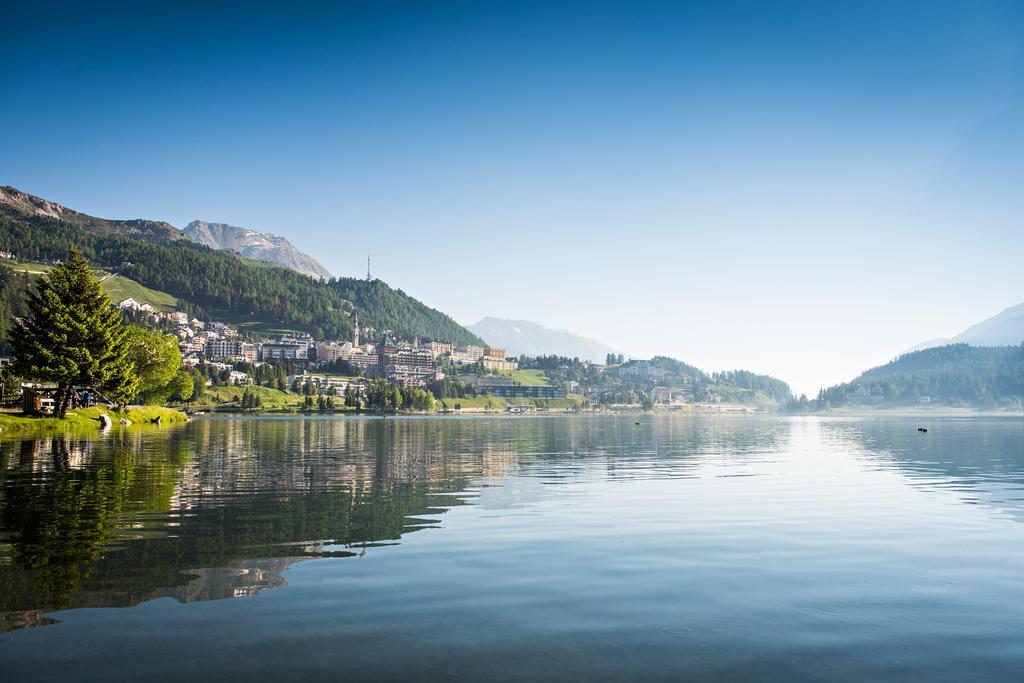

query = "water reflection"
[1,414,1022,647]
[0,418,510,631]
[0,416,793,633]
[821,417,1024,520]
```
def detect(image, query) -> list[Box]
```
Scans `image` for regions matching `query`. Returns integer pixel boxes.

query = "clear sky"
[3,1,1022,395]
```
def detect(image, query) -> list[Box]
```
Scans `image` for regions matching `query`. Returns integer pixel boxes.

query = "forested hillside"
[0,197,481,346]
[819,344,1024,408]
[640,357,793,404]
[0,186,185,244]
[523,354,793,407]
[709,369,794,404]
[332,278,482,347]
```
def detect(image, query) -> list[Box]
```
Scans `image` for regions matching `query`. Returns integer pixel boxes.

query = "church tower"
[353,314,360,347]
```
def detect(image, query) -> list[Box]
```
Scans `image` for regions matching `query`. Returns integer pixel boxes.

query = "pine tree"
[13,249,134,418]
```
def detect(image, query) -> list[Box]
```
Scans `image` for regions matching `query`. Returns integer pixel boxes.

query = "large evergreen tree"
[13,249,133,417]
[0,266,30,355]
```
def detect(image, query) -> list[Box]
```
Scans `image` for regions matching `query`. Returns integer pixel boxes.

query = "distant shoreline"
[2,406,1018,437]
[807,406,1024,418]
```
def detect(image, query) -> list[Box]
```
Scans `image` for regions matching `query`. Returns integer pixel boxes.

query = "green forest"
[522,354,793,407]
[0,206,481,346]
[817,344,1024,408]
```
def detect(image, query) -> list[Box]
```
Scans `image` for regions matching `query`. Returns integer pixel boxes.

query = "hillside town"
[94,278,794,411]
[1,264,787,418]
[113,295,793,414]
[114,297,573,409]
[0,246,786,417]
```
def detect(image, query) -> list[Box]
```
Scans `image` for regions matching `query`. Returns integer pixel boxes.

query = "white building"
[116,297,154,313]
[205,339,245,359]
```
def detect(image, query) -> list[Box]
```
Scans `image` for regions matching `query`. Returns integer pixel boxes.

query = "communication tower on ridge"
[366,254,373,282]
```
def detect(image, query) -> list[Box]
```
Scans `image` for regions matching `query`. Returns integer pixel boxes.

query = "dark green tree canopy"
[0,211,483,346]
[13,249,132,416]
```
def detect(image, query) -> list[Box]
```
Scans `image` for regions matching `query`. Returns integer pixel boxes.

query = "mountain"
[0,186,184,244]
[468,317,623,362]
[907,303,1024,352]
[183,220,331,280]
[0,186,482,346]
[820,344,1024,408]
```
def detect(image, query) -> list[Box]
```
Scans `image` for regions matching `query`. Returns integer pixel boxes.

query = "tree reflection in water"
[0,414,790,633]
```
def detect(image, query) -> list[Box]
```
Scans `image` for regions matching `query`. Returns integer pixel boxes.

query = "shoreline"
[191,406,1024,419]
[0,406,189,436]
[2,405,1018,436]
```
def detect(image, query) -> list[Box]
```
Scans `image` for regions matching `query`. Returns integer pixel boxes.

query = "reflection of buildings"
[178,417,517,498]
[0,610,57,634]
[1,437,94,473]
[8,415,758,637]
[0,416,524,633]
[169,557,313,603]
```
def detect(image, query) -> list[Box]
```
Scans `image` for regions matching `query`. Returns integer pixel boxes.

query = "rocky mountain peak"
[182,220,332,280]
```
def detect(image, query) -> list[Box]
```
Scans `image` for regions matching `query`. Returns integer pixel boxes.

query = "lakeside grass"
[194,385,588,414]
[438,393,584,412]
[0,406,188,436]
[206,310,315,339]
[192,385,305,412]
[498,369,551,386]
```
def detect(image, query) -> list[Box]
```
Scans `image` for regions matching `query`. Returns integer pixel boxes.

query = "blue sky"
[3,1,1023,394]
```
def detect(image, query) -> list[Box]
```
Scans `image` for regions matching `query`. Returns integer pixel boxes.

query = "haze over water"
[2,414,1024,681]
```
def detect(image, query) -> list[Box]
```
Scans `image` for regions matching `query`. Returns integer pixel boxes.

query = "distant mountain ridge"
[183,220,331,280]
[0,188,332,280]
[0,186,482,346]
[907,303,1024,353]
[0,186,184,244]
[468,317,623,362]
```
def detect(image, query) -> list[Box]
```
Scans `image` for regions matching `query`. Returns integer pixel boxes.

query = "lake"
[1,414,1023,681]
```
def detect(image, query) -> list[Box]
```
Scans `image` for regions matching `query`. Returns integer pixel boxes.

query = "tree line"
[0,210,481,346]
[815,344,1024,408]
[8,249,195,417]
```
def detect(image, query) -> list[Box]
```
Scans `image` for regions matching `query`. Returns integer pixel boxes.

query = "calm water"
[1,414,1023,681]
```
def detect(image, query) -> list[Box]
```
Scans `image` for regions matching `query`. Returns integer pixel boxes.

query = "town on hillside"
[110,295,789,413]
[113,296,568,407]
[0,252,792,417]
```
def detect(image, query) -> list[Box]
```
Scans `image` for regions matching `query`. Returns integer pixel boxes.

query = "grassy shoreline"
[0,406,189,436]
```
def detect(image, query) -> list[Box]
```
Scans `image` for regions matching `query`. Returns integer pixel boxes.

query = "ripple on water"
[0,414,1023,683]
